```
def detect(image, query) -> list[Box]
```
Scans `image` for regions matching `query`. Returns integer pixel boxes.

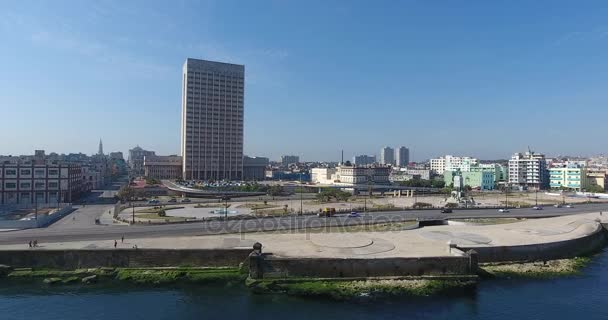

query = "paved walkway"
[3,212,605,259]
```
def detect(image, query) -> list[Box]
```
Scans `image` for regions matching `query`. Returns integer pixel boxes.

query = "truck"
[317,207,336,217]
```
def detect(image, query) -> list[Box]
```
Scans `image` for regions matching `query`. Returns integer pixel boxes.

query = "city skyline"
[1,1,608,160]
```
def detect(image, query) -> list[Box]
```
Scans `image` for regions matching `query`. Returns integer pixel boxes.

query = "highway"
[0,202,606,246]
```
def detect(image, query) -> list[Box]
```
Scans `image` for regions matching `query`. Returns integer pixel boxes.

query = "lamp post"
[221,196,230,220]
[131,196,135,224]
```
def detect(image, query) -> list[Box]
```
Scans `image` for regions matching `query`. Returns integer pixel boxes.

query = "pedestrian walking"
[33,240,38,247]
[114,240,117,248]
[121,235,124,243]
[28,241,32,248]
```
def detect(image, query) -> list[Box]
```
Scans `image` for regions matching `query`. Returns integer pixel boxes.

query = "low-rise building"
[444,170,495,190]
[549,164,588,191]
[143,155,182,180]
[587,170,607,191]
[128,146,156,177]
[430,155,478,174]
[280,155,300,166]
[353,155,376,166]
[243,156,269,181]
[312,165,390,186]
[0,162,82,205]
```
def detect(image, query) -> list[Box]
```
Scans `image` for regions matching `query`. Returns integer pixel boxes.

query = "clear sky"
[1,1,607,162]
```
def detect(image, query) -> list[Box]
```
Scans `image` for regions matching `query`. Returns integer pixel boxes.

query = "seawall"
[0,248,251,270]
[249,253,478,279]
[457,222,608,263]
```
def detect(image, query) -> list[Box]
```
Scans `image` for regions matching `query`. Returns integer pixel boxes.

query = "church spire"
[98,139,104,155]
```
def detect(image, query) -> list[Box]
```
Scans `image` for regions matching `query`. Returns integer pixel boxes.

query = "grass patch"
[237,203,278,210]
[480,257,592,278]
[136,213,186,221]
[248,279,476,300]
[115,267,244,285]
[454,218,523,225]
[136,206,184,214]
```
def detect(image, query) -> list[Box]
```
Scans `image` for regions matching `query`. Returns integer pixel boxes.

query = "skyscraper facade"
[396,146,409,167]
[181,58,245,180]
[380,147,394,166]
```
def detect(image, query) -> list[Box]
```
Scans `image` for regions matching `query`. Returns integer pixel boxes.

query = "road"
[1,202,606,246]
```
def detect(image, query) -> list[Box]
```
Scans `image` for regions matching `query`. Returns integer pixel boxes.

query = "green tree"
[587,185,605,193]
[268,185,284,197]
[117,185,134,202]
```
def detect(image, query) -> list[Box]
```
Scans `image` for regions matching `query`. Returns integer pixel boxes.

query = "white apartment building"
[181,58,244,180]
[430,155,478,174]
[312,165,390,186]
[508,151,548,190]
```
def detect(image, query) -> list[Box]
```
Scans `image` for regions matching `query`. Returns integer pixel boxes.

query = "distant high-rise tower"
[181,58,245,180]
[380,147,395,166]
[396,146,410,167]
[98,139,104,156]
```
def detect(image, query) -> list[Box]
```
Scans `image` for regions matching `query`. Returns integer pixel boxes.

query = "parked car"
[168,198,177,203]
[565,204,573,208]
[499,208,510,213]
[348,211,360,218]
[440,208,453,213]
[554,204,563,208]
[181,198,191,203]
[147,199,160,204]
[532,206,543,210]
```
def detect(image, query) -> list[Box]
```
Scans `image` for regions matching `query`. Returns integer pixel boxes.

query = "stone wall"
[249,254,477,279]
[457,222,608,263]
[0,205,73,229]
[0,248,251,269]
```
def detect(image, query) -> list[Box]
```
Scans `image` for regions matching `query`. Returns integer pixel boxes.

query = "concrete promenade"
[2,212,605,262]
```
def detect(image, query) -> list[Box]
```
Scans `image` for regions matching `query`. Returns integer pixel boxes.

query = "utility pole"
[505,183,509,209]
[299,173,303,215]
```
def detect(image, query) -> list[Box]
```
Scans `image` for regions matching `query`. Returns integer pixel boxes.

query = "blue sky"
[1,0,607,161]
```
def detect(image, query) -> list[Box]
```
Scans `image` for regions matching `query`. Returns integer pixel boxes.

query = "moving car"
[565,204,573,208]
[499,208,510,213]
[440,208,453,213]
[532,206,543,210]
[167,198,177,203]
[348,211,360,218]
[147,199,160,204]
[181,198,191,203]
[554,204,563,208]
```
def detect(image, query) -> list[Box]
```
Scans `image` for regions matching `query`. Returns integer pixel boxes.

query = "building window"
[20,182,31,189]
[21,169,31,175]
[5,183,16,189]
[6,169,16,175]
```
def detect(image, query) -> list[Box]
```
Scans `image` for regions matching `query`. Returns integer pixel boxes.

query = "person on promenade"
[114,240,117,248]
[28,241,32,248]
[121,236,124,243]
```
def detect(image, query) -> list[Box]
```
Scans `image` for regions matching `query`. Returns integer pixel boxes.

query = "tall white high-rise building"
[181,58,244,180]
[396,146,410,167]
[380,147,395,165]
[508,150,548,190]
